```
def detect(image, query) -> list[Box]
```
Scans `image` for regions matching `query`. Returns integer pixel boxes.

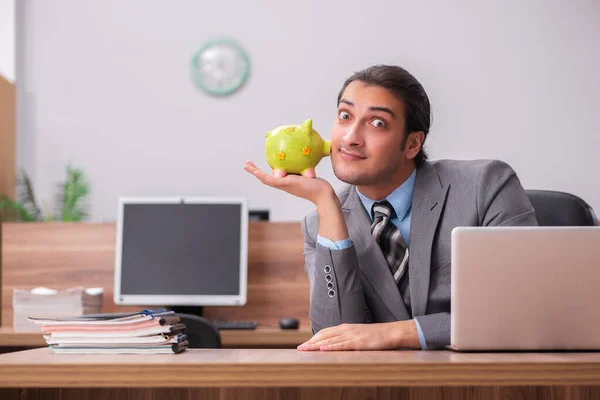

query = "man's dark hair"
[337,65,432,167]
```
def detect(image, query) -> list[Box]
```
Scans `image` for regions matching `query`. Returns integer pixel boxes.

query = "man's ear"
[405,131,425,160]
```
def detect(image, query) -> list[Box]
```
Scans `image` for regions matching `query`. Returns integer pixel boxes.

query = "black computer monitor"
[113,197,248,314]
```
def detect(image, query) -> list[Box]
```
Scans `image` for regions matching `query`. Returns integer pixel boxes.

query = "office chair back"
[177,313,222,348]
[526,190,598,226]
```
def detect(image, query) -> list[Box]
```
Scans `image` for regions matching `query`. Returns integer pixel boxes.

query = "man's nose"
[343,123,364,147]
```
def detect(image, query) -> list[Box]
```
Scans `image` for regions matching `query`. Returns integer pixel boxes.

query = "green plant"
[0,166,90,222]
[0,195,35,222]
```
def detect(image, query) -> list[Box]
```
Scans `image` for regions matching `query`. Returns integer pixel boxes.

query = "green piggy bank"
[265,119,331,178]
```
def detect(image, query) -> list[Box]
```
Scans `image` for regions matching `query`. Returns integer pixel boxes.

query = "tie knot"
[372,200,394,220]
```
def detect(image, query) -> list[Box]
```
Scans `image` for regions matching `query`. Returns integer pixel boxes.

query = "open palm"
[244,161,333,205]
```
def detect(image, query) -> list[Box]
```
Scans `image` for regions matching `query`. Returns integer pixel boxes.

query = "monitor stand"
[167,306,204,318]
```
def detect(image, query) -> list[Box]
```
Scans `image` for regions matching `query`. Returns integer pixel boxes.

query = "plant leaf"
[17,170,43,221]
[0,195,35,222]
[59,166,90,222]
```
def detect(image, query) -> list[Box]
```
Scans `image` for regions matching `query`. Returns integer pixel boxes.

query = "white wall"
[0,0,14,81]
[16,0,600,222]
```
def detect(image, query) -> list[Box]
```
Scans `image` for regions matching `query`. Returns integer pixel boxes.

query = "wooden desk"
[0,326,312,350]
[1,348,600,400]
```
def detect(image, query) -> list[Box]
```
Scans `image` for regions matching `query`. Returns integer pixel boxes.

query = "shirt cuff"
[316,235,353,250]
[414,317,427,350]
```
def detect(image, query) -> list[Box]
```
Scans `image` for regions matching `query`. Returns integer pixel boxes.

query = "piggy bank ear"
[265,131,272,138]
[301,119,312,134]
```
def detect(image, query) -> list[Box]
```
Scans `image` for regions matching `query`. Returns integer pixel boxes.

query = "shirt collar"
[356,167,416,222]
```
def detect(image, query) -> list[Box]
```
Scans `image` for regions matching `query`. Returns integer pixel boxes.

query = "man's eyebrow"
[338,99,396,119]
[369,106,395,119]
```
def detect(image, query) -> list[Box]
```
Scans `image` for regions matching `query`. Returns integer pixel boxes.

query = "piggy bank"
[265,118,331,178]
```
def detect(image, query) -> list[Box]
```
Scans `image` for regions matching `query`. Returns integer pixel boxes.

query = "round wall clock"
[191,37,250,96]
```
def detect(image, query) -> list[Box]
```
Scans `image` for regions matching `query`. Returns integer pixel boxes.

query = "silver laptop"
[449,226,600,351]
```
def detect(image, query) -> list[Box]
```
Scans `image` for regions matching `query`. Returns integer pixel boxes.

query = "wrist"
[314,187,337,210]
[316,191,349,242]
[391,320,421,349]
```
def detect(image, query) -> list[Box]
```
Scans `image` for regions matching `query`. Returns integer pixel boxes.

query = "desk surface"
[1,348,600,388]
[0,326,312,348]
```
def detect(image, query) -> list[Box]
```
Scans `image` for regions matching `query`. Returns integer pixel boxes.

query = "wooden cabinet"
[0,76,15,200]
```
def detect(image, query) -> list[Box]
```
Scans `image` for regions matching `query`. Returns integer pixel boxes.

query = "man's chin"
[332,167,370,186]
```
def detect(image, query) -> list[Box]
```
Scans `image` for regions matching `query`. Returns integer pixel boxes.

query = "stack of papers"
[13,287,104,331]
[28,309,188,354]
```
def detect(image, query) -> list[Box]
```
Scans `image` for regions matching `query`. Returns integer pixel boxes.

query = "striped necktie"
[370,200,411,309]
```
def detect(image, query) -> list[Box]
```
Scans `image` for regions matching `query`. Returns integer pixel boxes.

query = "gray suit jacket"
[301,159,538,349]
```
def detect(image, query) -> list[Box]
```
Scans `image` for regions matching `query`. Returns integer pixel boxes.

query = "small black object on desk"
[279,318,300,330]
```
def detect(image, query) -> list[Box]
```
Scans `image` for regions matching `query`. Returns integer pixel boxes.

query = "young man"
[244,65,537,350]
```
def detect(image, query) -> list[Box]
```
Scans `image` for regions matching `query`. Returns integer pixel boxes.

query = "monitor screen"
[114,197,248,306]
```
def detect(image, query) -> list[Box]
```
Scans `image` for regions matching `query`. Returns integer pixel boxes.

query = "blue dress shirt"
[316,168,428,349]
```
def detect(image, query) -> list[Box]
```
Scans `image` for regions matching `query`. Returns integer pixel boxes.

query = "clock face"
[191,38,250,96]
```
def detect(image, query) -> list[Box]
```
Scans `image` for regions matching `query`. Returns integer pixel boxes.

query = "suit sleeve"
[416,160,538,350]
[301,214,370,334]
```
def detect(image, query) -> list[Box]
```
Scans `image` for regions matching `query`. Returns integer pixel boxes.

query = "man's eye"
[338,111,350,120]
[371,119,386,128]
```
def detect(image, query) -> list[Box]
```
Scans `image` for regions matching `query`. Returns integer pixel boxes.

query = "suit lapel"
[342,187,411,321]
[408,162,450,317]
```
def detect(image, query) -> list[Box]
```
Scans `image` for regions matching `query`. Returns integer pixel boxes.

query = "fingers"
[298,336,344,351]
[297,340,323,351]
[300,326,335,345]
[243,160,260,175]
[245,161,299,191]
[319,341,354,351]
[297,326,341,351]
[296,324,374,352]
[244,161,278,186]
[298,334,357,351]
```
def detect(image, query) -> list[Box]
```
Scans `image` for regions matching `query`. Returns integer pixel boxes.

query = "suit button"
[324,265,332,273]
[325,274,332,283]
[328,290,336,298]
[327,282,334,290]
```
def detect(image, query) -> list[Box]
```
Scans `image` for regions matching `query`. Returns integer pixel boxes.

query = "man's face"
[331,81,411,189]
